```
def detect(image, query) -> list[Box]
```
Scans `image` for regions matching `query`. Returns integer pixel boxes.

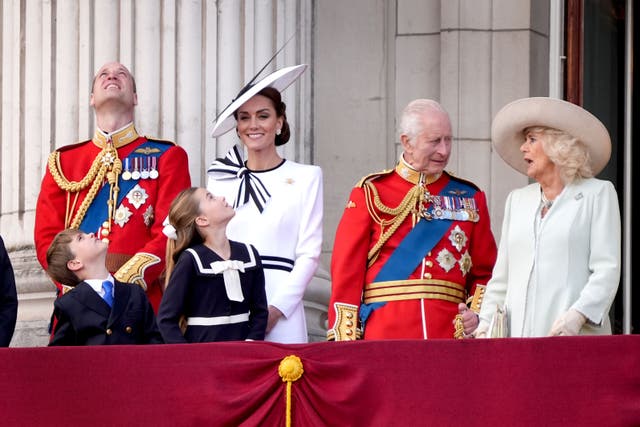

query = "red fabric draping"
[1,336,639,426]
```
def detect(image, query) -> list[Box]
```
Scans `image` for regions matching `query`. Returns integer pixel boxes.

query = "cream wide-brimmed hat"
[211,64,308,138]
[491,97,611,175]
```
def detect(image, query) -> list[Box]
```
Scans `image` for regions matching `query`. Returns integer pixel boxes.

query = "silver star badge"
[448,225,468,252]
[114,205,133,227]
[126,184,149,209]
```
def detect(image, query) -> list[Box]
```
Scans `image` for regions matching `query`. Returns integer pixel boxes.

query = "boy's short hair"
[46,229,82,287]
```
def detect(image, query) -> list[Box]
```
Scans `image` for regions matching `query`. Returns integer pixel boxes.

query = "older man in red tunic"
[328,99,497,340]
[35,62,191,311]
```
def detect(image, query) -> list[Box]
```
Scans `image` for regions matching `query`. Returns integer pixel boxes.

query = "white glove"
[548,309,587,336]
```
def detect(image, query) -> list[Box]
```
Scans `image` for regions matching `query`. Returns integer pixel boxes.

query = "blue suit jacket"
[49,280,163,345]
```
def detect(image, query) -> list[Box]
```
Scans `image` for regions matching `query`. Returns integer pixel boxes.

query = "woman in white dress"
[475,97,621,337]
[207,65,323,343]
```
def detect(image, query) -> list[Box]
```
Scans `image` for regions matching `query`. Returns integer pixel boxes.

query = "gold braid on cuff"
[468,284,486,314]
[327,303,362,341]
[454,284,487,339]
[113,252,161,291]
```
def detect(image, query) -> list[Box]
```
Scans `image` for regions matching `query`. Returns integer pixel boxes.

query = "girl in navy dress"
[157,187,268,343]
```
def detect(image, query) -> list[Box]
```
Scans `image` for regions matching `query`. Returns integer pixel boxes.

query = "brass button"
[106,328,113,336]
[125,326,133,334]
[345,329,353,336]
[346,312,353,319]
[423,272,432,279]
[425,260,433,267]
[346,320,353,327]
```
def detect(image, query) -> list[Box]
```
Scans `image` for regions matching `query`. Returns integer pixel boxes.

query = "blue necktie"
[102,280,114,307]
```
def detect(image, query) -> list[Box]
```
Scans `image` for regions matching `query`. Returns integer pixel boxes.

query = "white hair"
[399,99,450,141]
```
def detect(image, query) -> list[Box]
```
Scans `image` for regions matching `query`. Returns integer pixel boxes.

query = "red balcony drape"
[1,336,638,426]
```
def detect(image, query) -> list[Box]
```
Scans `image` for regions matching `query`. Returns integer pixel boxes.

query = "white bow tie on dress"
[207,144,271,213]
[210,260,246,302]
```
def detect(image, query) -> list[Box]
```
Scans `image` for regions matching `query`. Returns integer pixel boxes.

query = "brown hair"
[164,187,204,288]
[46,229,82,287]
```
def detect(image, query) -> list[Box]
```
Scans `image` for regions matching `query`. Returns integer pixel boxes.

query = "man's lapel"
[71,282,111,317]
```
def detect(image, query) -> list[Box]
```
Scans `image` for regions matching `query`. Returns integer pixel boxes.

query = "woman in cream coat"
[476,97,621,337]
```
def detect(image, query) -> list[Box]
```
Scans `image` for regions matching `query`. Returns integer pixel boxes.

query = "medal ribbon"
[79,140,171,233]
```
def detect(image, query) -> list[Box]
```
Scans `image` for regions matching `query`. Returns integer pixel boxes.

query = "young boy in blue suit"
[46,229,163,345]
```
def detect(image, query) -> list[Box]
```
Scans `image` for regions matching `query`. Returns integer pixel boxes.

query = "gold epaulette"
[114,252,161,291]
[467,284,487,314]
[355,169,394,188]
[327,303,362,341]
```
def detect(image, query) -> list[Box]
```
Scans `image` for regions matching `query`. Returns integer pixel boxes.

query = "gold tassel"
[278,355,304,427]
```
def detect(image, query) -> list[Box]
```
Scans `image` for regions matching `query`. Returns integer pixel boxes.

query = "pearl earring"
[276,128,281,136]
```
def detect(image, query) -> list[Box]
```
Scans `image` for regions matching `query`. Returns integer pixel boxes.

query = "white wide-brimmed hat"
[210,64,308,138]
[491,97,611,175]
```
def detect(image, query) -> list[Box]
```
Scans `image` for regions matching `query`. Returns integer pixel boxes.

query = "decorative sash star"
[126,184,149,209]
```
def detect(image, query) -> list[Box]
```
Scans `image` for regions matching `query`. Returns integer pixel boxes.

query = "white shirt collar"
[84,275,114,296]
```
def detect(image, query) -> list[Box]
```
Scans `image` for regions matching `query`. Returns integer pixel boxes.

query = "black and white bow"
[207,144,271,213]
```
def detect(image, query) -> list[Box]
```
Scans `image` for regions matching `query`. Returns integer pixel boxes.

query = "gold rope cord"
[453,314,465,339]
[48,145,121,230]
[48,150,103,192]
[364,182,424,266]
[278,355,304,427]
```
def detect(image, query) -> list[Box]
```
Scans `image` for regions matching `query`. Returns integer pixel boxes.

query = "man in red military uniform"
[35,62,191,311]
[328,99,497,340]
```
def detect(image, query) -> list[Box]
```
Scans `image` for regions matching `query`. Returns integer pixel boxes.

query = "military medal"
[436,248,456,272]
[449,225,468,251]
[140,157,150,179]
[126,184,149,209]
[122,158,132,181]
[131,157,141,180]
[149,156,159,179]
[143,205,155,227]
[458,252,472,276]
[114,205,133,227]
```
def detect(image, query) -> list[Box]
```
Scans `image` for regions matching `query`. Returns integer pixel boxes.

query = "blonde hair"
[46,229,82,287]
[525,126,593,183]
[164,187,204,288]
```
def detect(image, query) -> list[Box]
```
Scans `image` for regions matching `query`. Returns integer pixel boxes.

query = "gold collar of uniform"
[93,123,139,149]
[395,156,441,185]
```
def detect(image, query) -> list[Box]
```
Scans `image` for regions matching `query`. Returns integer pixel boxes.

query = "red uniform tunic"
[34,125,191,310]
[329,162,497,339]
